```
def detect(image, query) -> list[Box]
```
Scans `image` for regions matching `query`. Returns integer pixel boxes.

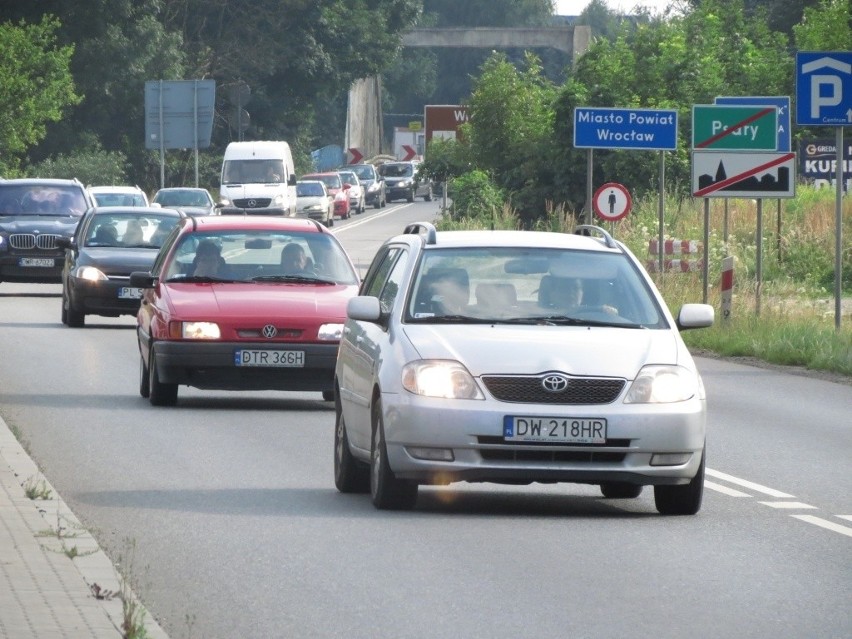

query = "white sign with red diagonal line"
[692,151,796,198]
[347,148,364,164]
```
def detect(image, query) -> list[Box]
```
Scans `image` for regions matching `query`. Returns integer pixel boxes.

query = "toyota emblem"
[248,199,257,208]
[262,324,278,338]
[541,374,569,393]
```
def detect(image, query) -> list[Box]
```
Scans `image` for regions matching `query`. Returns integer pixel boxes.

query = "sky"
[553,0,675,15]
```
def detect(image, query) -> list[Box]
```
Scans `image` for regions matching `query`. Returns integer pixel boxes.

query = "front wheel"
[423,185,433,202]
[370,400,417,510]
[654,447,705,515]
[148,347,178,406]
[334,396,369,493]
[139,350,150,398]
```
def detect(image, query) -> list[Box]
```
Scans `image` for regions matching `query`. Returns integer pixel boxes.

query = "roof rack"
[403,222,437,245]
[573,224,618,249]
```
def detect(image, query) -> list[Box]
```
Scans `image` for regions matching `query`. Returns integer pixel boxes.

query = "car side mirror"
[288,174,297,186]
[129,271,156,288]
[56,237,73,250]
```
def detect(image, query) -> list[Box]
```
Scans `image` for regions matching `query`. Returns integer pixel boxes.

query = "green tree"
[792,0,852,50]
[0,16,79,175]
[466,51,559,222]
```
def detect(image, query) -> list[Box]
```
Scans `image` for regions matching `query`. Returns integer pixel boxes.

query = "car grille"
[9,234,62,250]
[481,375,625,404]
[477,436,630,463]
[232,198,272,208]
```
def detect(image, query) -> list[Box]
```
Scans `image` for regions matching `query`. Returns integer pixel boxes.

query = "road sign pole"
[658,151,665,274]
[703,199,709,303]
[834,126,844,330]
[586,149,593,225]
[756,199,763,316]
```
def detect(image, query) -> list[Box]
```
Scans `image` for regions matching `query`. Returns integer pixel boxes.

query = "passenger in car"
[123,220,145,246]
[539,275,617,315]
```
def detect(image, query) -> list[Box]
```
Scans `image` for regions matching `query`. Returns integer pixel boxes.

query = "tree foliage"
[0,16,78,175]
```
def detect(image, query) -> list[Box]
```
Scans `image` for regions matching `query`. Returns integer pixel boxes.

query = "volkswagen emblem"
[248,199,257,208]
[262,324,278,338]
[541,374,569,393]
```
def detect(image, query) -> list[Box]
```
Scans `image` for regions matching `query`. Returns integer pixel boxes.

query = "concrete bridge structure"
[346,25,592,160]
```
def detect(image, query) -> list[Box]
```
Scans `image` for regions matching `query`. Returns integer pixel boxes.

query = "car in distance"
[336,170,365,215]
[88,185,150,207]
[378,161,432,203]
[58,206,186,327]
[333,222,714,514]
[347,163,386,209]
[295,180,334,226]
[151,187,216,217]
[300,172,350,220]
[0,178,95,284]
[130,216,360,406]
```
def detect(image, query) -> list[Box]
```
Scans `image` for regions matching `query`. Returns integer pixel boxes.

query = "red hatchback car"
[129,216,360,405]
[300,172,351,219]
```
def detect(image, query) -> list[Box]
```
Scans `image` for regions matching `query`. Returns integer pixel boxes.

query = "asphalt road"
[1,201,850,639]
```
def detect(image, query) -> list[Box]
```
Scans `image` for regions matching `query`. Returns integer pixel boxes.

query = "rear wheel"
[334,395,369,493]
[322,390,334,401]
[424,185,433,201]
[654,447,705,515]
[148,348,178,406]
[600,482,643,499]
[406,190,415,203]
[370,400,417,510]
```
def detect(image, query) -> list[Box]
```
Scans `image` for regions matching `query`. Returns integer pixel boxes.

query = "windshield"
[222,160,285,184]
[92,192,146,207]
[304,175,341,189]
[161,229,359,285]
[297,183,325,197]
[351,165,375,180]
[85,213,179,248]
[0,184,88,217]
[154,190,211,207]
[405,247,666,328]
[380,164,413,178]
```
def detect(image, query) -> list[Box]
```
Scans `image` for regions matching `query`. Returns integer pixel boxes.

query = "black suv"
[0,178,94,283]
[378,161,433,203]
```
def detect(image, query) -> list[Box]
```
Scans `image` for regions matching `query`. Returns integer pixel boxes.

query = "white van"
[219,141,297,215]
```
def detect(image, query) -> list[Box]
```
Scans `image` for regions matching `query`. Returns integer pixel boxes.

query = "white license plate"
[118,287,143,299]
[503,416,607,444]
[234,350,305,367]
[19,258,54,267]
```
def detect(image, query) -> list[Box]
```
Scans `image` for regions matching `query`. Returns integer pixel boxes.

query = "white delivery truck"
[219,141,297,215]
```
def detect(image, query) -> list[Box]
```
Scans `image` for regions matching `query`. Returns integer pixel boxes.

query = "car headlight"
[398,179,412,187]
[272,194,285,207]
[219,198,231,207]
[366,182,379,193]
[177,321,221,339]
[402,360,484,399]
[318,323,344,341]
[74,266,108,281]
[304,204,322,212]
[624,365,700,404]
[334,192,347,201]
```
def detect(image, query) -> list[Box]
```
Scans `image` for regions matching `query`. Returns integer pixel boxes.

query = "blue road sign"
[574,107,678,150]
[796,52,852,126]
[145,79,216,150]
[715,96,791,152]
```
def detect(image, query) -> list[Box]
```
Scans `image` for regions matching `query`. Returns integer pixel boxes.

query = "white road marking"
[706,468,795,498]
[838,515,852,522]
[704,480,751,497]
[759,501,817,509]
[791,515,852,538]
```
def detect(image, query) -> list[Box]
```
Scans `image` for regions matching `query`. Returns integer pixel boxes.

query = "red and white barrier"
[721,256,734,320]
[646,238,703,272]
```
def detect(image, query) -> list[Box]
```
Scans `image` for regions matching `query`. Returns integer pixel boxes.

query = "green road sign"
[692,105,778,150]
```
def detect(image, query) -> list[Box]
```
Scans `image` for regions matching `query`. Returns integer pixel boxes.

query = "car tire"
[326,214,334,228]
[380,192,387,208]
[370,399,417,510]
[139,351,150,398]
[148,347,178,406]
[66,293,85,328]
[424,185,433,202]
[654,447,705,515]
[334,394,370,493]
[406,189,415,203]
[60,288,68,325]
[600,482,643,499]
[322,390,335,401]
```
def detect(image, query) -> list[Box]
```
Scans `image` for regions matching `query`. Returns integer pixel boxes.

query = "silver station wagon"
[333,222,714,515]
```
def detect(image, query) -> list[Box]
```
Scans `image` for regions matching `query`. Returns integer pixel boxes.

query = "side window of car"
[377,251,409,314]
[362,246,404,300]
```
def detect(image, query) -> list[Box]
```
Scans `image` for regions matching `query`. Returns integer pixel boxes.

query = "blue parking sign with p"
[796,52,852,126]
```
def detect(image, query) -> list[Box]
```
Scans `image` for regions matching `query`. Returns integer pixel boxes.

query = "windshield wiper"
[167,275,237,283]
[251,274,336,285]
[499,315,645,329]
[408,314,492,324]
